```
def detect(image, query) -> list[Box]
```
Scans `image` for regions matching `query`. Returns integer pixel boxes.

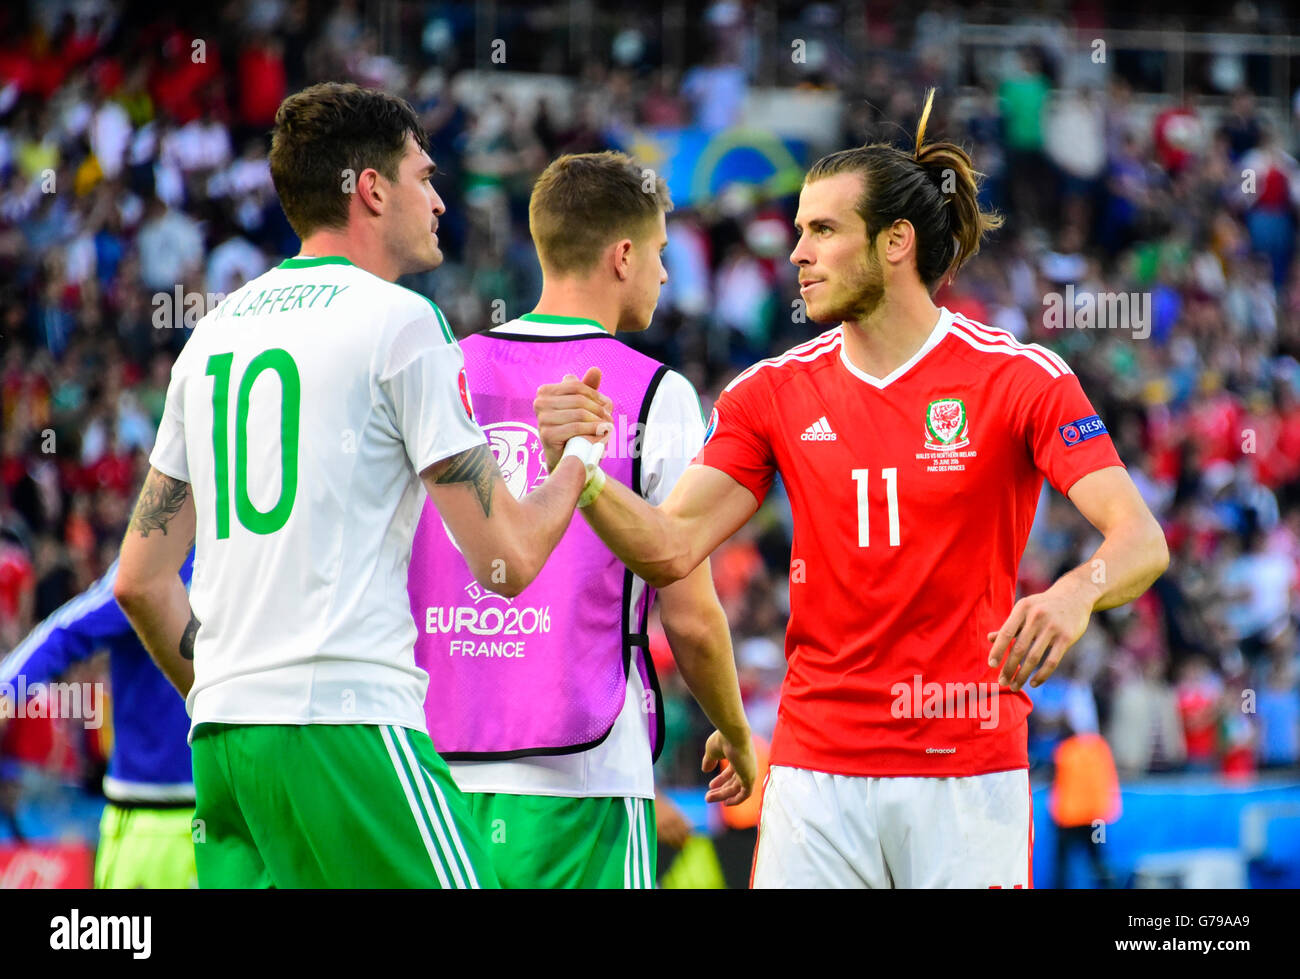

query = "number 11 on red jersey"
[851,468,900,547]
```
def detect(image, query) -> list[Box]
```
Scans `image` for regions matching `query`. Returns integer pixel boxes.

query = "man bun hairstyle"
[805,89,1003,290]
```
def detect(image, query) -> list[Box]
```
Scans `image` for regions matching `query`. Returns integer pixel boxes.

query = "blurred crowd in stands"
[0,0,1298,801]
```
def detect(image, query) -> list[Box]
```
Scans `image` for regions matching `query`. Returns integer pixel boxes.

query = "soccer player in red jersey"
[532,92,1170,887]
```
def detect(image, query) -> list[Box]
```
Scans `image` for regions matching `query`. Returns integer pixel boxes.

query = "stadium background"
[1,0,1299,888]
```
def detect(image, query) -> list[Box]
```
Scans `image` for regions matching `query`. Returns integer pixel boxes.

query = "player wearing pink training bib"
[533,90,1169,888]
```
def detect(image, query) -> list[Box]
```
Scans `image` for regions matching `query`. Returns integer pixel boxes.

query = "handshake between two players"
[116,81,1166,889]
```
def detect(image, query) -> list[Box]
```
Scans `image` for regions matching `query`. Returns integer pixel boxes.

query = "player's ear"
[612,238,634,281]
[354,167,385,217]
[882,219,914,263]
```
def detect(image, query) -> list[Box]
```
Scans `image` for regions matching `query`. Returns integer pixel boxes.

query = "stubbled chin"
[805,299,839,323]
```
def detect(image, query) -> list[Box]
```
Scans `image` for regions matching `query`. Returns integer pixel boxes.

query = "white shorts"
[751,765,1033,888]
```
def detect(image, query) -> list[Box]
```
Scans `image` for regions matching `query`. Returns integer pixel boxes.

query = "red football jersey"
[696,308,1124,777]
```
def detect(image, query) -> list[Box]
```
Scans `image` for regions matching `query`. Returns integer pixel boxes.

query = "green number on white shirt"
[206,350,301,538]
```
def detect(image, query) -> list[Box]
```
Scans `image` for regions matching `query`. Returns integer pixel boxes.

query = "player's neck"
[839,288,942,380]
[531,280,618,335]
[297,231,401,282]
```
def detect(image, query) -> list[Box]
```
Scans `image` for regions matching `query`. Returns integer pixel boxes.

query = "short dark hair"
[528,152,672,275]
[269,82,430,239]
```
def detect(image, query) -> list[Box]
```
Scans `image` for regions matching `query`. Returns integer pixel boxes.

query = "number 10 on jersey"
[851,468,900,547]
[206,350,301,538]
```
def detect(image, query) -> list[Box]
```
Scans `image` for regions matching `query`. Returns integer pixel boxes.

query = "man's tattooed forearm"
[179,612,201,660]
[432,444,496,517]
[128,471,189,537]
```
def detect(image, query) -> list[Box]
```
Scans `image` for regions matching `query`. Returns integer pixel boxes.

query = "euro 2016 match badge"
[924,397,969,450]
[458,368,475,420]
[703,406,719,445]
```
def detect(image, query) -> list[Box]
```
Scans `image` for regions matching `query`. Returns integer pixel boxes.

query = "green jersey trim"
[686,376,706,423]
[520,312,609,333]
[392,283,455,344]
[273,257,455,343]
[277,255,357,270]
[430,303,455,344]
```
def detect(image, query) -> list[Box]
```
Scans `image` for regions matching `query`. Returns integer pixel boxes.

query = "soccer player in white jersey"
[113,83,604,888]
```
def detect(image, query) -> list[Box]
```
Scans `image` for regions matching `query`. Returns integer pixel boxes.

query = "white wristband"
[561,436,605,482]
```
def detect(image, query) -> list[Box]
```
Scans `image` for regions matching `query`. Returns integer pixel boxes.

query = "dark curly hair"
[269,82,431,239]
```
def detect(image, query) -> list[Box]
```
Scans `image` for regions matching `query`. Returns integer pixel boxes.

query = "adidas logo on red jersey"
[800,416,837,441]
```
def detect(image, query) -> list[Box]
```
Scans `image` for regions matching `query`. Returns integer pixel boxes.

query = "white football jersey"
[149,255,485,736]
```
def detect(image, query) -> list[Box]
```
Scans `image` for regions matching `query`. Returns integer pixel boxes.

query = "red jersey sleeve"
[1024,372,1125,495]
[693,375,777,504]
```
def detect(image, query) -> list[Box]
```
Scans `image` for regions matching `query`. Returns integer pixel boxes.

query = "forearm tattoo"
[432,444,497,518]
[128,471,190,537]
[180,612,201,660]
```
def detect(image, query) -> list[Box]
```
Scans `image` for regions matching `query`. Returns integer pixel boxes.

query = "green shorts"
[95,803,198,889]
[466,792,656,889]
[191,722,498,888]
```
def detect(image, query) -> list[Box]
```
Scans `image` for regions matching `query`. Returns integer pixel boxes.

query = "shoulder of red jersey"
[722,327,843,396]
[943,310,1074,384]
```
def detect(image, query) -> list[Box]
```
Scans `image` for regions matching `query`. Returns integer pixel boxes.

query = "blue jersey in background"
[0,554,194,803]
